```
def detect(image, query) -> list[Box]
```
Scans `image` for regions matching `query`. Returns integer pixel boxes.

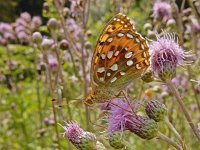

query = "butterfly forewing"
[91,13,150,91]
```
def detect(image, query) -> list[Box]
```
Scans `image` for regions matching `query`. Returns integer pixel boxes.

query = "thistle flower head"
[32,32,42,44]
[63,123,85,143]
[32,16,42,28]
[108,99,141,133]
[62,122,99,150]
[152,1,172,22]
[48,55,58,72]
[20,12,31,22]
[145,100,168,122]
[150,32,190,81]
[47,18,58,31]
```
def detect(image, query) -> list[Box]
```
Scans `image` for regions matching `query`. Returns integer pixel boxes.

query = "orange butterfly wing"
[91,13,150,91]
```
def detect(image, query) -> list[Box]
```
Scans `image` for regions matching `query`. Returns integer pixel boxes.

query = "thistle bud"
[141,70,154,83]
[145,100,167,122]
[109,131,125,149]
[32,32,42,44]
[43,2,50,12]
[143,23,152,31]
[41,39,53,50]
[59,39,69,50]
[47,18,58,31]
[86,30,92,37]
[166,19,176,27]
[126,116,158,140]
[85,41,92,49]
[63,123,105,150]
[147,30,155,39]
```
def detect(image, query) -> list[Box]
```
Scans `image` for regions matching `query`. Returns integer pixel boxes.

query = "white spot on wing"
[136,63,142,69]
[135,38,140,43]
[107,72,111,76]
[114,51,120,56]
[126,33,134,39]
[99,77,104,81]
[120,72,126,76]
[101,54,106,59]
[127,60,133,66]
[146,41,149,47]
[141,44,145,50]
[97,67,105,73]
[107,38,113,43]
[124,47,128,51]
[110,77,117,83]
[117,33,124,37]
[144,59,149,65]
[107,51,114,59]
[125,51,133,59]
[143,52,147,58]
[110,64,118,71]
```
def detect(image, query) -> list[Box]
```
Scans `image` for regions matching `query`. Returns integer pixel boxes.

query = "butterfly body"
[84,13,150,105]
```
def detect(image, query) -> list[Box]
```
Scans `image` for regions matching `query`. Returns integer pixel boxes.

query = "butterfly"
[83,13,150,106]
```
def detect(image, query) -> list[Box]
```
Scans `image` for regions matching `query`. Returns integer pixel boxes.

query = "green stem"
[157,132,182,150]
[39,45,61,149]
[33,44,43,128]
[165,117,186,149]
[166,80,200,142]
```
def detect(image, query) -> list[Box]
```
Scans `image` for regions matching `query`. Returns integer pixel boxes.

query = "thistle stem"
[32,44,43,128]
[39,45,61,149]
[157,132,182,150]
[166,80,200,142]
[165,117,186,149]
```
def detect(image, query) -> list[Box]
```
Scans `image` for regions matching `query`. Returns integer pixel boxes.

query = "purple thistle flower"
[108,99,141,133]
[32,16,42,28]
[61,122,106,150]
[107,99,158,140]
[0,23,16,42]
[150,32,190,81]
[69,0,83,17]
[16,18,28,28]
[17,31,29,44]
[63,123,85,143]
[20,12,31,23]
[152,1,172,22]
[66,18,81,40]
[15,25,26,34]
[48,55,58,72]
[4,32,15,41]
[193,23,200,33]
[0,23,13,33]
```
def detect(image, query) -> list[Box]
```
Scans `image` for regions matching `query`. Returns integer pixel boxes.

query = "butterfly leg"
[116,90,137,115]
